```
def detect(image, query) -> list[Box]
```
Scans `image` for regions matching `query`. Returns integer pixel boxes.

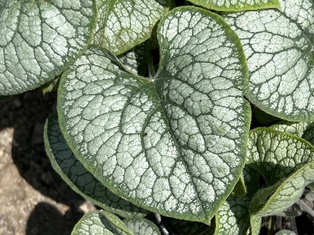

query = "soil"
[0,89,95,235]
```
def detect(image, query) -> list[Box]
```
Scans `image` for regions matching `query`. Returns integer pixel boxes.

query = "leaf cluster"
[1,0,314,234]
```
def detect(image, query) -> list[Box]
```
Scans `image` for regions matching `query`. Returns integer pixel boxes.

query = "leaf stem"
[267,217,274,235]
[297,198,314,217]
[148,53,156,78]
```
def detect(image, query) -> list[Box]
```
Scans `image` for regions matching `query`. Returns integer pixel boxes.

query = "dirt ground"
[0,90,95,235]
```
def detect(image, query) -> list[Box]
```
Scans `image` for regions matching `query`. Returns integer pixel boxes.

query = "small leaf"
[248,128,314,185]
[224,0,314,121]
[41,75,60,94]
[275,230,297,235]
[258,162,314,216]
[44,113,148,218]
[58,6,250,223]
[124,217,161,235]
[250,161,314,234]
[215,195,251,235]
[117,44,149,76]
[94,0,168,55]
[215,167,259,235]
[270,121,311,138]
[71,210,133,235]
[232,173,247,196]
[270,121,314,147]
[188,0,280,11]
[0,0,96,95]
[247,128,314,234]
[249,181,282,235]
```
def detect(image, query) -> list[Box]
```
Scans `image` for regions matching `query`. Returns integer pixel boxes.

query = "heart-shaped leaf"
[188,0,280,11]
[224,0,314,121]
[58,6,250,223]
[0,0,96,95]
[94,0,168,55]
[71,210,133,235]
[44,113,148,218]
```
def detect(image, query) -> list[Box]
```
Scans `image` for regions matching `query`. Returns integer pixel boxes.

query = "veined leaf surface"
[124,217,161,235]
[248,128,314,185]
[214,167,259,235]
[247,128,314,234]
[249,161,314,234]
[58,7,250,223]
[0,0,96,95]
[224,0,314,121]
[94,0,167,55]
[275,230,297,235]
[71,210,133,235]
[44,114,148,218]
[72,211,160,235]
[188,0,280,11]
[270,121,314,147]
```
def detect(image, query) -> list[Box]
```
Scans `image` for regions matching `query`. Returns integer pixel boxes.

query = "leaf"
[247,128,314,186]
[269,121,314,191]
[72,211,160,235]
[58,6,250,223]
[0,0,96,96]
[71,210,133,235]
[117,44,149,76]
[188,0,280,11]
[270,121,311,138]
[249,161,314,234]
[247,128,314,234]
[249,182,282,235]
[224,0,314,121]
[41,76,60,94]
[232,173,246,196]
[215,195,251,235]
[275,230,297,235]
[44,113,148,218]
[270,121,314,147]
[94,0,168,55]
[214,167,259,235]
[124,217,161,235]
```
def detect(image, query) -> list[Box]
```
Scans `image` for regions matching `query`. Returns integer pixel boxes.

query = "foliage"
[1,0,313,234]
